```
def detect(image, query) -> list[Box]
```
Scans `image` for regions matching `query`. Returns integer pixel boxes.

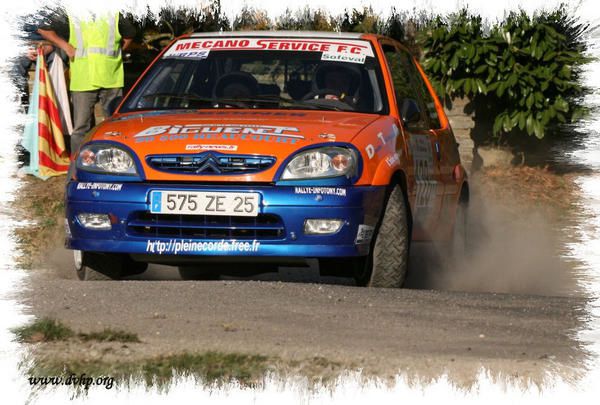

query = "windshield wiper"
[140,93,350,111]
[140,93,249,109]
[253,95,351,112]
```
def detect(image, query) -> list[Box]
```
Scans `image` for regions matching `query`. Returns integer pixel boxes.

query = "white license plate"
[150,191,260,217]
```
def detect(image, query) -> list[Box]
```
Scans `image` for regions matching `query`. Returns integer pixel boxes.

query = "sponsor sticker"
[321,52,366,64]
[386,153,400,167]
[163,38,374,58]
[318,133,336,141]
[167,49,210,59]
[134,124,301,138]
[294,187,347,197]
[185,144,238,151]
[355,225,375,244]
[146,239,260,255]
[76,183,123,191]
[365,130,398,159]
[133,124,304,145]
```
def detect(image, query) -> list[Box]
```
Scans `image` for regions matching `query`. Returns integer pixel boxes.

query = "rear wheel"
[354,184,410,288]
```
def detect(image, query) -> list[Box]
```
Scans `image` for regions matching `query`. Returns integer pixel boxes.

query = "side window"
[383,45,429,130]
[403,54,442,129]
[382,45,441,130]
[133,61,188,109]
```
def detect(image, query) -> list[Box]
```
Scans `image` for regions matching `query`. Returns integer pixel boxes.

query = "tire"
[178,266,220,281]
[74,250,124,281]
[354,184,410,288]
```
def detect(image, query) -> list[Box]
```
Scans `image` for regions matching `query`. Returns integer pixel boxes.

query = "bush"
[419,7,591,139]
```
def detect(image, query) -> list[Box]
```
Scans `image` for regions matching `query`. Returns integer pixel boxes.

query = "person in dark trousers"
[38,11,135,154]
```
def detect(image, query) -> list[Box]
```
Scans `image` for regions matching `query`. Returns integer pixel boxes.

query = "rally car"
[66,31,469,287]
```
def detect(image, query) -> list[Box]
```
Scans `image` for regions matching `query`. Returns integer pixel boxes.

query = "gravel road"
[20,251,590,385]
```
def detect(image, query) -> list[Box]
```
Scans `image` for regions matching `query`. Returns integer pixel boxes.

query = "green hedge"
[419,7,591,139]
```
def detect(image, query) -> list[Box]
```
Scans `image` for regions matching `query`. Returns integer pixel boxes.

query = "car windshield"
[121,37,388,114]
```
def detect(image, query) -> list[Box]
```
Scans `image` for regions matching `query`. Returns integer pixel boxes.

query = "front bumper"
[65,182,386,260]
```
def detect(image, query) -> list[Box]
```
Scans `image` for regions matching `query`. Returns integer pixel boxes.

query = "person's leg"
[70,90,98,155]
[98,87,123,118]
[14,56,32,111]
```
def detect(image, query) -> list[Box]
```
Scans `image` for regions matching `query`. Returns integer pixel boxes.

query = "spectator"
[38,10,135,154]
[13,22,56,110]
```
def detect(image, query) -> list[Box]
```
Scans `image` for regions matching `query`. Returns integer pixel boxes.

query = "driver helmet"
[312,63,361,102]
[213,72,258,99]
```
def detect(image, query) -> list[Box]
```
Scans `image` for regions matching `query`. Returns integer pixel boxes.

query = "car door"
[380,42,444,239]
[407,51,463,237]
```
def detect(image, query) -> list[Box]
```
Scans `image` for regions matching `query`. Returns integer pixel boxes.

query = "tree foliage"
[420,7,591,139]
[276,7,335,31]
[233,6,272,30]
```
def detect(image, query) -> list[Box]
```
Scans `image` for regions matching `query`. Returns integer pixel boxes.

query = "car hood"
[90,110,379,182]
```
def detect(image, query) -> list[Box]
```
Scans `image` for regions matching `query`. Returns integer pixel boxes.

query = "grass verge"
[13,318,73,343]
[13,176,66,269]
[13,318,140,344]
[16,319,345,392]
[79,329,141,343]
[26,352,346,392]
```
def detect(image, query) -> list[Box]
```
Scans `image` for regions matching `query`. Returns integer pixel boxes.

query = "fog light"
[77,213,112,230]
[304,219,343,235]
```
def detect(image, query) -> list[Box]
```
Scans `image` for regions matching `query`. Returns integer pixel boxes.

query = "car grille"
[146,152,276,175]
[127,212,286,240]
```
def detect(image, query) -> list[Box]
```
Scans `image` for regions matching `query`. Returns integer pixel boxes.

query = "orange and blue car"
[66,31,469,286]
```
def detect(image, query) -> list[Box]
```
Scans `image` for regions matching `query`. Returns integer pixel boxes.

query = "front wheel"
[354,185,410,288]
[74,251,148,281]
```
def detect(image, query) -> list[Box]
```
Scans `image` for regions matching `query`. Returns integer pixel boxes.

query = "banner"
[48,55,73,135]
[22,48,70,179]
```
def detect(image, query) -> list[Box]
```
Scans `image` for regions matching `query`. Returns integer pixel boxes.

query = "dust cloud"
[43,228,77,280]
[405,185,582,297]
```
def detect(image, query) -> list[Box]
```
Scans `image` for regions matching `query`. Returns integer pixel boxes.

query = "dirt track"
[20,250,590,384]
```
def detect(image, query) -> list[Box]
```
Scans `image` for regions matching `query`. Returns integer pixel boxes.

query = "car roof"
[189,31,367,39]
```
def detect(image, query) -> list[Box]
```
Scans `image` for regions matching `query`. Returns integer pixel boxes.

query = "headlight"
[281,147,357,180]
[77,144,137,175]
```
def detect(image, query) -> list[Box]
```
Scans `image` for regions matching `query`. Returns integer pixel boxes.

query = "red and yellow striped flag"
[36,47,70,177]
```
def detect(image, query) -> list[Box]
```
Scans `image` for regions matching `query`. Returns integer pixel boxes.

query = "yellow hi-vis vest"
[68,13,123,91]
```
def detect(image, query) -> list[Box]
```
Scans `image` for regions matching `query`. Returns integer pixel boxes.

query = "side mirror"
[399,98,421,127]
[106,96,123,116]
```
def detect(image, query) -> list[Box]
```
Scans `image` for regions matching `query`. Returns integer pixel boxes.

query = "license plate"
[150,191,260,217]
